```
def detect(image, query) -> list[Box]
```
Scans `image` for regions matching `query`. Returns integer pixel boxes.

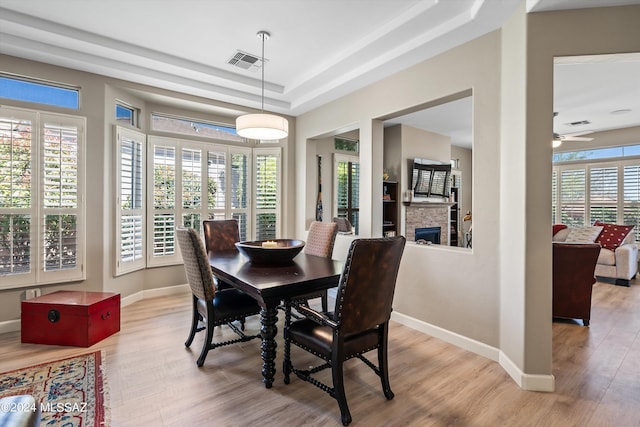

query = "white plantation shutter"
[181,147,203,229]
[560,168,586,227]
[115,126,145,275]
[589,166,617,224]
[552,170,557,223]
[554,161,640,244]
[334,154,360,234]
[149,139,178,266]
[207,150,226,211]
[254,148,280,240]
[0,112,34,285]
[231,150,250,240]
[42,124,79,271]
[0,107,85,288]
[147,137,255,265]
[623,165,640,242]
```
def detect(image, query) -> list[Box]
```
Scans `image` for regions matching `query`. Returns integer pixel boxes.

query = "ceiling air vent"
[227,50,264,71]
[565,120,591,127]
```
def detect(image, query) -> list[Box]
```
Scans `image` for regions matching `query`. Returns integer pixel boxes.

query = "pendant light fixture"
[236,31,288,140]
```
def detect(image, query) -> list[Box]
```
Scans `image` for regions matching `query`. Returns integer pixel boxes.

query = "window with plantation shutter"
[551,170,557,223]
[149,140,177,266]
[231,151,250,240]
[147,136,256,266]
[115,126,145,275]
[560,168,586,227]
[0,107,85,289]
[334,154,360,234]
[623,165,640,242]
[589,166,617,224]
[254,148,280,240]
[181,147,203,229]
[553,160,640,243]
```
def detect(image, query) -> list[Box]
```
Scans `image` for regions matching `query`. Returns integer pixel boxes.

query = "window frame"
[114,126,146,276]
[0,106,86,289]
[552,158,640,242]
[146,135,257,267]
[253,147,281,240]
[333,153,360,234]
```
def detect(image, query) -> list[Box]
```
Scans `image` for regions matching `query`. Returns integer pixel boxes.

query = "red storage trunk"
[21,291,120,347]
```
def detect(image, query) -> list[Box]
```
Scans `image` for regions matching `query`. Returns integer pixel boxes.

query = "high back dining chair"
[302,220,338,311]
[177,227,260,367]
[203,219,240,290]
[283,236,406,426]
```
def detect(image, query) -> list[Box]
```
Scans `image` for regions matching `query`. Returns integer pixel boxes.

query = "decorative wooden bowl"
[235,239,305,264]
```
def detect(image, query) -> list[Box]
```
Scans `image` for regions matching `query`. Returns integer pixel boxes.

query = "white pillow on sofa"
[565,226,603,243]
[622,230,636,245]
[553,228,571,242]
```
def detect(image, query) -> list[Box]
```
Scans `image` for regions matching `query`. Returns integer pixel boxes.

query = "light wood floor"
[1,281,639,427]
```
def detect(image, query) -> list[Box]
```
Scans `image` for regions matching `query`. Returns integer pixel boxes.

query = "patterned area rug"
[0,351,109,426]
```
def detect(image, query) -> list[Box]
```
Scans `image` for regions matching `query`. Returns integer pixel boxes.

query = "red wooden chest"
[21,291,120,347]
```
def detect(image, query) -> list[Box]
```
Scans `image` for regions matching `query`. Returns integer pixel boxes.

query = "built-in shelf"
[403,201,456,207]
[383,181,399,236]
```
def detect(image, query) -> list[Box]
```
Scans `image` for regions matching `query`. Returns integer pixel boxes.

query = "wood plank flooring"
[1,280,639,426]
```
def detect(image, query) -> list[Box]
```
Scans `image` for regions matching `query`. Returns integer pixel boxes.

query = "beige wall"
[296,4,640,391]
[296,29,503,351]
[515,4,640,379]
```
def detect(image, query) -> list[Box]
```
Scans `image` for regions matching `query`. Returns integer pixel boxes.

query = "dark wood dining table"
[208,251,343,388]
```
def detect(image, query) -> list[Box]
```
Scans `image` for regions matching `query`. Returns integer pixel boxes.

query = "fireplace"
[415,226,441,244]
[405,204,450,245]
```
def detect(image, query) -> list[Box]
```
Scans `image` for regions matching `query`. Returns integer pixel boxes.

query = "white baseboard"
[120,284,190,307]
[0,284,191,334]
[391,311,500,361]
[0,319,21,335]
[499,351,556,392]
[390,311,555,392]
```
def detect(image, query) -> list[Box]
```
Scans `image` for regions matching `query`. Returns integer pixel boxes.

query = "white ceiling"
[1,0,639,148]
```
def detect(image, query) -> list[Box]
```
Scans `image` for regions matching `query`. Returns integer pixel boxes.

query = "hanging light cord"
[259,31,267,112]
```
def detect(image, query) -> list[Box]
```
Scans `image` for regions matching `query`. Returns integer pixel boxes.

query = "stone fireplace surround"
[405,202,452,246]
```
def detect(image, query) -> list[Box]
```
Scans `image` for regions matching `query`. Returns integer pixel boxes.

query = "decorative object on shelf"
[236,31,288,140]
[383,169,390,181]
[235,239,305,264]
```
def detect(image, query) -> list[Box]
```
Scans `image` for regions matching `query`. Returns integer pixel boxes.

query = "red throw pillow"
[593,221,634,251]
[552,224,567,236]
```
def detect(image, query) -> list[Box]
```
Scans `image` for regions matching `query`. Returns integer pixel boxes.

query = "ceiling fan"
[553,130,594,142]
[552,112,594,147]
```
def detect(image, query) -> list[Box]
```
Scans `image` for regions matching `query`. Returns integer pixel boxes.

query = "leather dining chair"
[176,227,260,367]
[203,219,240,290]
[283,236,406,426]
[302,220,338,311]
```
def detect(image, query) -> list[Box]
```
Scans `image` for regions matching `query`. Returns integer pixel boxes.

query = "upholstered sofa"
[553,223,638,286]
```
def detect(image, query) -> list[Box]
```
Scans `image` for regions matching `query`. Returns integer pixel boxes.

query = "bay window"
[147,136,263,267]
